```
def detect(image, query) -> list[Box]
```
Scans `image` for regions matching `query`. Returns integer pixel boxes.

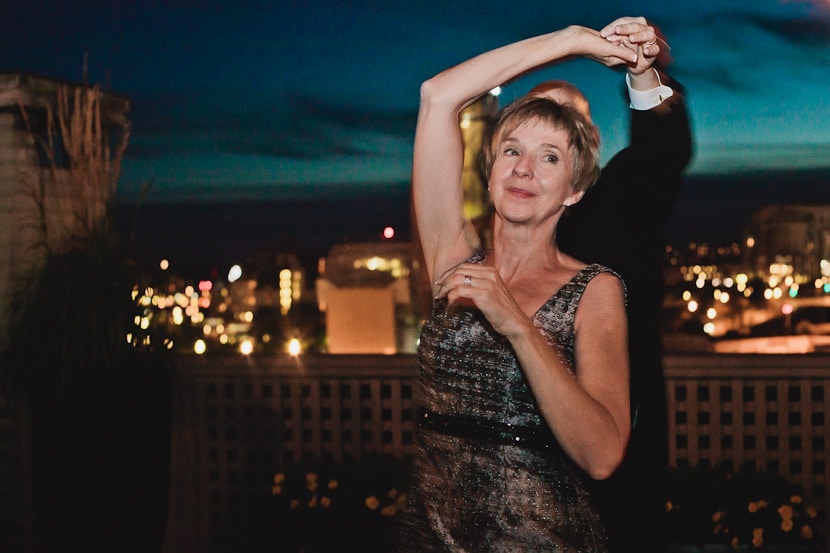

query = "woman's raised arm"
[412,25,637,284]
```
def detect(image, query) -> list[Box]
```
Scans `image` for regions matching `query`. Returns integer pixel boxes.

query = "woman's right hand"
[433,262,533,339]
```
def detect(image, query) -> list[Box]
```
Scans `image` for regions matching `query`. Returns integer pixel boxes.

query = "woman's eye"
[504,148,519,156]
[543,154,559,163]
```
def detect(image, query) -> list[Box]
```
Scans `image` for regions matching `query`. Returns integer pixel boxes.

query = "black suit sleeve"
[557,72,693,268]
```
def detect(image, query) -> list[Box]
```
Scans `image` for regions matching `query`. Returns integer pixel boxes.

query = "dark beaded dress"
[397,251,617,552]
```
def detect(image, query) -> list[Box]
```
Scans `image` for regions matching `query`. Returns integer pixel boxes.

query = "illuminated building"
[213,253,309,353]
[316,241,423,354]
[743,204,830,279]
[460,91,499,225]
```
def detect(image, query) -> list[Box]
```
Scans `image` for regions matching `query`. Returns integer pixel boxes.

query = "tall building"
[0,72,130,350]
[460,92,499,224]
[744,205,830,279]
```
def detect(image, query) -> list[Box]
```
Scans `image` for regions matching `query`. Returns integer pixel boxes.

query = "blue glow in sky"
[3,0,829,204]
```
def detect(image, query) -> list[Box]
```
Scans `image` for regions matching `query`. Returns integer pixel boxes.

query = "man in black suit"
[533,17,694,553]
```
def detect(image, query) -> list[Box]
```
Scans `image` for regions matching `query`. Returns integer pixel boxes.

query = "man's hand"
[600,16,671,76]
[560,25,639,69]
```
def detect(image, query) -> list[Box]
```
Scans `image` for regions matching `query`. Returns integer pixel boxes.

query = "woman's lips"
[507,187,535,198]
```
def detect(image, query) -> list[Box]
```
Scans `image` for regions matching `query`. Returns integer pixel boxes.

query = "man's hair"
[481,96,600,193]
[528,80,593,122]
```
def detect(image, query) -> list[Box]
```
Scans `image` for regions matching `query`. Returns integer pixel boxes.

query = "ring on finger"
[463,275,472,286]
[646,39,657,45]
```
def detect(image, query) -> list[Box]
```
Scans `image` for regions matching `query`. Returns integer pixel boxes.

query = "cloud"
[219,121,412,161]
[691,143,830,174]
[749,11,830,47]
[127,90,416,165]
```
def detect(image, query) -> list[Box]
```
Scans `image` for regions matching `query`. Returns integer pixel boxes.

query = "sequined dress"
[398,252,615,552]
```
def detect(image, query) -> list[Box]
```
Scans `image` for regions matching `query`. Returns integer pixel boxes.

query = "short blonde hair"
[481,96,600,193]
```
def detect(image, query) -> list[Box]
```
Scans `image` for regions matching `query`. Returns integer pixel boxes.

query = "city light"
[108,209,830,359]
[239,339,254,355]
[279,269,293,314]
[194,339,207,355]
[172,306,184,325]
[288,338,302,356]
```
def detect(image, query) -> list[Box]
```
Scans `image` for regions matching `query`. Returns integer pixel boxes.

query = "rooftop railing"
[3,352,826,551]
[162,353,829,552]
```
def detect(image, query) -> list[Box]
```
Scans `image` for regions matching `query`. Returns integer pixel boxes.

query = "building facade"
[744,204,830,280]
[0,72,129,350]
[316,241,425,354]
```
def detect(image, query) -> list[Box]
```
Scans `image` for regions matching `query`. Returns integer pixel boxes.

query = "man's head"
[528,80,593,123]
[527,80,600,151]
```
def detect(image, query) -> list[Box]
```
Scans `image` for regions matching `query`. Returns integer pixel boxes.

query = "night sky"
[3,1,830,275]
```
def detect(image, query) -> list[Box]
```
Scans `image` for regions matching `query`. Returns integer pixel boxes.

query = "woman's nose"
[512,156,532,177]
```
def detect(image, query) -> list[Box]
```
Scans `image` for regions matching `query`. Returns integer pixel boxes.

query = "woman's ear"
[563,190,585,207]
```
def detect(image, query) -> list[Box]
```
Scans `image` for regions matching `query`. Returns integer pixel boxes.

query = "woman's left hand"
[433,263,531,337]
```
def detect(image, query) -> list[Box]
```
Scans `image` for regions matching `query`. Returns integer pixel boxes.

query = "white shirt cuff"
[626,69,674,110]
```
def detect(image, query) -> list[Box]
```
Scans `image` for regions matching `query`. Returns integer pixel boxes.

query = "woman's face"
[489,117,583,226]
